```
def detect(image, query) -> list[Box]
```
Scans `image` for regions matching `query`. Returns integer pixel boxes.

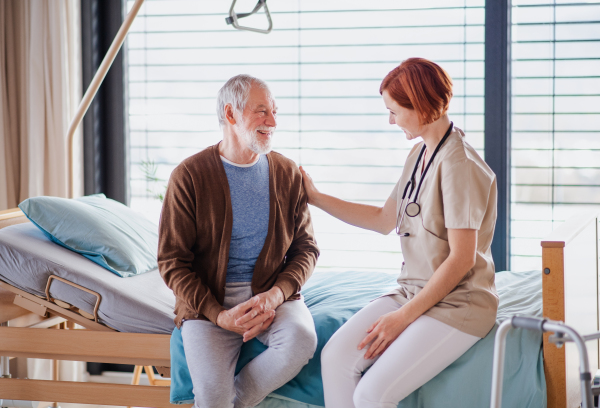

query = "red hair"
[380,58,453,125]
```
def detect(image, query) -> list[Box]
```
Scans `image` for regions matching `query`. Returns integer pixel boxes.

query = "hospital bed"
[0,207,598,407]
[0,209,177,408]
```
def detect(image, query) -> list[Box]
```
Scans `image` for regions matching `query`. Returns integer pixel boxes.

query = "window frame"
[485,0,512,271]
[82,0,513,270]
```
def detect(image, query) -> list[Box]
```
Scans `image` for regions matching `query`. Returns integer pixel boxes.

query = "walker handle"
[511,316,546,332]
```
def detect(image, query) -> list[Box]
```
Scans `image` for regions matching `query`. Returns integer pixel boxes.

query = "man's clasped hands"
[216,286,285,342]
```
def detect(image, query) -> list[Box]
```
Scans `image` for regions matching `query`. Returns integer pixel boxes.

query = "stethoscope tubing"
[395,122,454,236]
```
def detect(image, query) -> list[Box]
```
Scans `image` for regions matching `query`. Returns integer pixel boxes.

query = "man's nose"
[265,111,277,128]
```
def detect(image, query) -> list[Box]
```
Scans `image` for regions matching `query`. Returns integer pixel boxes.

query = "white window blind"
[126,0,485,273]
[511,0,600,270]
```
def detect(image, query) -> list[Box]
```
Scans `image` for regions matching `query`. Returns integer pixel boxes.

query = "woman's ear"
[225,104,237,125]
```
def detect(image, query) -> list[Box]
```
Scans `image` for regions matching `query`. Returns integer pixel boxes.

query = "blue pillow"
[18,194,158,278]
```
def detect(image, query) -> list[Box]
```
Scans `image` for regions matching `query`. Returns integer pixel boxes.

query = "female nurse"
[300,58,499,407]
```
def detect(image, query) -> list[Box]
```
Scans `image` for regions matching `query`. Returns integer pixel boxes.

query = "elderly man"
[158,74,319,408]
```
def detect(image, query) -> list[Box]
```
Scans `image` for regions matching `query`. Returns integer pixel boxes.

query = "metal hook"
[226,0,273,34]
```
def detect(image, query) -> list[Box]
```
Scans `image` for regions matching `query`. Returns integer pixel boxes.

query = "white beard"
[238,120,275,155]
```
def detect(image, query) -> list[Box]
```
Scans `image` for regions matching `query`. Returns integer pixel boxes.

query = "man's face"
[236,84,277,155]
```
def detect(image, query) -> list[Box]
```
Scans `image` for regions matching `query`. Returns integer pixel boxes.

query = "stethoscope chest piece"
[405,202,421,218]
[395,122,454,236]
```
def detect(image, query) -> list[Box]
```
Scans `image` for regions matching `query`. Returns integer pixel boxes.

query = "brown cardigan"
[158,144,319,328]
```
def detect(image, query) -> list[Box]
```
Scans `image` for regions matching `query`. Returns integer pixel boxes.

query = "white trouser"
[181,283,318,408]
[321,296,480,408]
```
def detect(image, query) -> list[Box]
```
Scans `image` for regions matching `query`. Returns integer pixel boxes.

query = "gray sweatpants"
[181,282,318,408]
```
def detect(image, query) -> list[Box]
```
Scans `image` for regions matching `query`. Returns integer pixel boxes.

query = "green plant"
[140,160,167,203]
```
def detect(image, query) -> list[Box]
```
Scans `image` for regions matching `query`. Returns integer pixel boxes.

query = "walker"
[490,316,600,408]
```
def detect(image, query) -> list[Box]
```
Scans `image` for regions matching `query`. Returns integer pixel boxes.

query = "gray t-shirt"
[221,155,270,283]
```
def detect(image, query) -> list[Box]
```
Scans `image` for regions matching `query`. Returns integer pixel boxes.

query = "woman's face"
[382,90,422,140]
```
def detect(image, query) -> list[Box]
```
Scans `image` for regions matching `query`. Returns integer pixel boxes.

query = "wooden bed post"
[542,211,600,408]
[542,243,566,408]
[51,323,64,408]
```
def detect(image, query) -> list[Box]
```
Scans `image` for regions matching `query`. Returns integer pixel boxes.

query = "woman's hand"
[358,310,410,359]
[299,166,320,205]
[298,166,397,234]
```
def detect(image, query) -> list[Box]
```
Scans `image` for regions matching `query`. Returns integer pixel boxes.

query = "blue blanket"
[170,270,545,407]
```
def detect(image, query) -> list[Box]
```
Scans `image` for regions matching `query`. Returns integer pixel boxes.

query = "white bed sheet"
[0,222,176,334]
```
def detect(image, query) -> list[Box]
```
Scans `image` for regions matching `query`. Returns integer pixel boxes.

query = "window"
[126,0,485,273]
[511,0,600,270]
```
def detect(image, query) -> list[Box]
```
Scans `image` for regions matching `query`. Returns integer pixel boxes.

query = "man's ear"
[225,104,237,125]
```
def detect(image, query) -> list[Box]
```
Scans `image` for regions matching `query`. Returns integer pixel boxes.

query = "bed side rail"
[0,379,184,408]
[45,275,102,323]
[0,280,113,332]
[0,327,170,366]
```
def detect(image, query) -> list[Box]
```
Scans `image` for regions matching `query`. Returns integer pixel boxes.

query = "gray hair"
[216,74,271,127]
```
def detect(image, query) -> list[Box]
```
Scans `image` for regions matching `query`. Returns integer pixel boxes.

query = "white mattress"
[0,223,176,334]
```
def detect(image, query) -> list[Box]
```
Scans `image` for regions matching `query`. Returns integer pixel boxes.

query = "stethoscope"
[395,122,454,237]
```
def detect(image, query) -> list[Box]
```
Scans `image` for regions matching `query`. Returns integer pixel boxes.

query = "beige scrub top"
[387,126,499,338]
